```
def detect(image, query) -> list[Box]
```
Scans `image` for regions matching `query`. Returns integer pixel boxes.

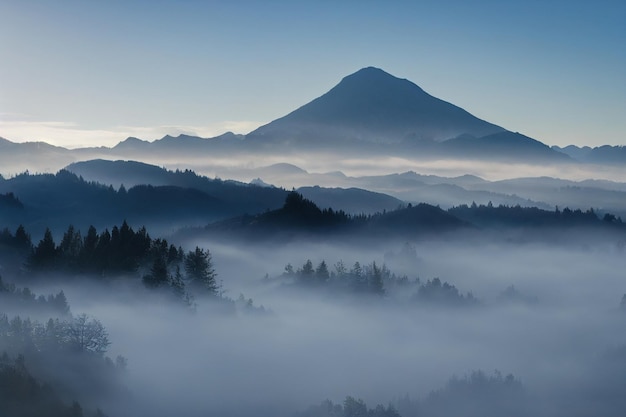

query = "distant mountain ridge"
[65,159,405,215]
[552,144,626,164]
[1,67,623,166]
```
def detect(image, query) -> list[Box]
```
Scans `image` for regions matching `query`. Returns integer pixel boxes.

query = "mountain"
[247,67,505,147]
[243,67,574,162]
[553,145,626,164]
[297,186,403,214]
[442,131,571,162]
[66,159,404,215]
[67,159,170,187]
[0,136,78,175]
[0,67,613,168]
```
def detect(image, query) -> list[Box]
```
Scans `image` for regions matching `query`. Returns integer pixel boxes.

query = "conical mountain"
[247,67,505,146]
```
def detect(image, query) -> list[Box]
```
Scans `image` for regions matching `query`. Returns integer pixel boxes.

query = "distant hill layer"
[0,169,285,236]
[553,144,626,164]
[0,67,595,165]
[201,192,625,243]
[65,159,405,215]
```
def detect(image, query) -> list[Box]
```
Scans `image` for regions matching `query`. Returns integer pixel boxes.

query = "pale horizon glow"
[1,1,624,149]
[0,116,264,149]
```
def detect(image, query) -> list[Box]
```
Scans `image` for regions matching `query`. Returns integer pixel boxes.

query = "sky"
[0,0,624,149]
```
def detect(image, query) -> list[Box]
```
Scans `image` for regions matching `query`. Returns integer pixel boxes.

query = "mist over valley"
[1,66,625,417]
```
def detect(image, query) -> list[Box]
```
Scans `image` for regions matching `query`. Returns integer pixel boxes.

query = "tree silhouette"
[143,255,169,288]
[184,247,218,295]
[66,314,110,355]
[316,261,330,283]
[368,261,384,295]
[30,228,57,269]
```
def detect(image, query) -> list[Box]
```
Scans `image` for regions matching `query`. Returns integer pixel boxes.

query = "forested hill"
[0,170,287,235]
[206,192,468,240]
[203,192,625,241]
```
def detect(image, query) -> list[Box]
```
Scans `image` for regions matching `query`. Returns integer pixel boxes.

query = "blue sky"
[1,0,624,148]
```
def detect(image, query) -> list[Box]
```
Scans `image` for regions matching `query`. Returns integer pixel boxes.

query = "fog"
[39,235,625,416]
[166,155,626,185]
[2,149,625,415]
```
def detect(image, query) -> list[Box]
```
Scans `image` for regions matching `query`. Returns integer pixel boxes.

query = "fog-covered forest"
[1,180,625,416]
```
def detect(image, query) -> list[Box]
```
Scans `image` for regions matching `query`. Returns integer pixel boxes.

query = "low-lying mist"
[46,235,626,417]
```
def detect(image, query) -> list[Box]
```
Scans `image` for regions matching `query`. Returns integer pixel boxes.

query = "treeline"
[300,396,400,417]
[235,191,352,231]
[0,281,122,416]
[208,191,626,242]
[0,275,70,317]
[449,202,623,227]
[0,312,120,415]
[0,168,289,236]
[0,313,113,358]
[299,371,526,417]
[0,222,220,303]
[281,259,476,307]
[283,260,386,295]
[26,221,179,275]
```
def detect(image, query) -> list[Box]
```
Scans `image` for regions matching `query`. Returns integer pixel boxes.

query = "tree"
[343,396,367,417]
[66,314,110,355]
[351,262,366,291]
[298,259,315,285]
[30,228,57,269]
[316,260,330,283]
[58,225,82,268]
[368,261,384,295]
[334,260,347,278]
[143,255,169,288]
[82,225,98,255]
[170,265,186,299]
[184,246,218,295]
[13,224,31,249]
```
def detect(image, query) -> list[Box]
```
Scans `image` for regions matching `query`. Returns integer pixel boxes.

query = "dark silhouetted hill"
[0,170,285,236]
[205,192,467,241]
[297,186,403,214]
[67,159,404,216]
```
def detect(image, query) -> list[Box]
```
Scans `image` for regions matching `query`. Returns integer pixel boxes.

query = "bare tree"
[65,314,110,355]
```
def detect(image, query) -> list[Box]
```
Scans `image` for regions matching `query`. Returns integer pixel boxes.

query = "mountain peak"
[341,66,422,90]
[248,67,504,144]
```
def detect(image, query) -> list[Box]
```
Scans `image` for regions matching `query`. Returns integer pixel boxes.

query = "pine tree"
[30,228,57,269]
[170,266,186,299]
[368,261,384,295]
[143,255,169,288]
[184,247,218,295]
[316,260,330,284]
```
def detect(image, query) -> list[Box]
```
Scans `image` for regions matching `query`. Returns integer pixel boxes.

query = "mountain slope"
[297,186,403,214]
[443,131,572,162]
